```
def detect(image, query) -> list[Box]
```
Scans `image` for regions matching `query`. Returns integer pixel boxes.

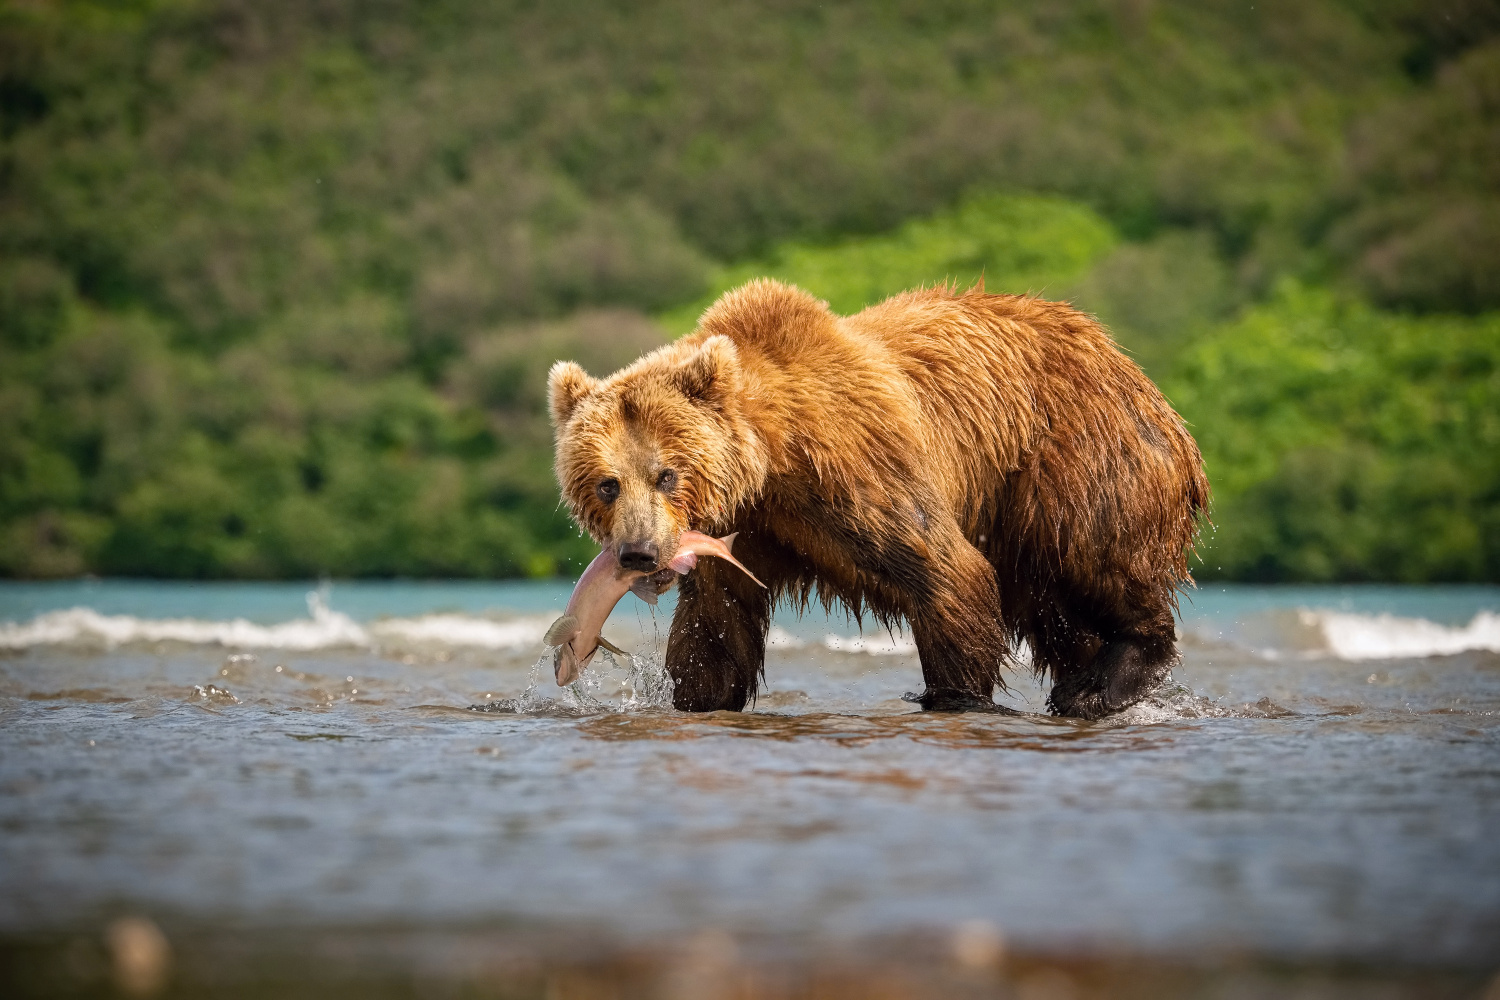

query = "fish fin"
[597,636,630,658]
[544,614,579,648]
[712,532,765,588]
[719,550,767,589]
[628,577,660,605]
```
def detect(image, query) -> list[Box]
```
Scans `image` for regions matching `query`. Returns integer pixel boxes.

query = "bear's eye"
[597,478,620,503]
[656,468,678,493]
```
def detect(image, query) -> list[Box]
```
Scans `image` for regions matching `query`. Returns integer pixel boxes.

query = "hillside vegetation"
[1,0,1497,579]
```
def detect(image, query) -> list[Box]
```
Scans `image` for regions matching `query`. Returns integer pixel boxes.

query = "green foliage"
[1329,40,1500,312]
[0,0,1497,579]
[1166,285,1500,581]
[1064,229,1240,379]
[5,0,1498,348]
[0,305,665,578]
[661,193,1117,332]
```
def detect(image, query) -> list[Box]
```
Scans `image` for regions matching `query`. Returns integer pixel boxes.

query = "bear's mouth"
[633,566,678,599]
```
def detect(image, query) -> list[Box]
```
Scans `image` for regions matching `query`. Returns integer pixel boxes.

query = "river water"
[1,580,1498,998]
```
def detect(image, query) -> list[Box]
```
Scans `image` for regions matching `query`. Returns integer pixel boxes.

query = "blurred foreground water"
[1,580,1498,999]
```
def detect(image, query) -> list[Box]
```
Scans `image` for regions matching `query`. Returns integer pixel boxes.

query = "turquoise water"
[4,577,1498,626]
[0,578,578,624]
[1,580,1498,997]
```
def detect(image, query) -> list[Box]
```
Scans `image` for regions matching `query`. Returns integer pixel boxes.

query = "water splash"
[190,683,240,705]
[469,646,675,716]
[1109,679,1293,725]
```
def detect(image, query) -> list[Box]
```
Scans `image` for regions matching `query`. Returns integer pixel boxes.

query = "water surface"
[2,581,1498,997]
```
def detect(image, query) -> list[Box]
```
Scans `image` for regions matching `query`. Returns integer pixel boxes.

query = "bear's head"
[548,333,766,574]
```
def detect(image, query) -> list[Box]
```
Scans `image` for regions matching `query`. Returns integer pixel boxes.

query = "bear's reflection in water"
[572,710,1197,754]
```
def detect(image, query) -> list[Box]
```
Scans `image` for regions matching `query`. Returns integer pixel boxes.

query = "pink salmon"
[546,531,766,686]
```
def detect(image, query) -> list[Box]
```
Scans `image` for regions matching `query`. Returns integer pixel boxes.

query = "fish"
[546,530,766,686]
[545,549,639,687]
[665,531,766,587]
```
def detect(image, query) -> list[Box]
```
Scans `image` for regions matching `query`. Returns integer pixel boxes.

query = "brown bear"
[548,279,1208,719]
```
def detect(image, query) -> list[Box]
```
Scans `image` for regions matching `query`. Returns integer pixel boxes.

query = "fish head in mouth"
[548,334,760,573]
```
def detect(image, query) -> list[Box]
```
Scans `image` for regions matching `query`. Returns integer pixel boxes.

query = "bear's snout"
[616,540,660,572]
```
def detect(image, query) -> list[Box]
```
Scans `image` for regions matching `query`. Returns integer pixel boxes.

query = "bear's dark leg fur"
[1044,594,1178,721]
[906,534,1014,713]
[665,535,775,712]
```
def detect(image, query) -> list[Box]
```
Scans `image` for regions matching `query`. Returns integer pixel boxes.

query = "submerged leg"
[665,532,775,712]
[1045,596,1177,720]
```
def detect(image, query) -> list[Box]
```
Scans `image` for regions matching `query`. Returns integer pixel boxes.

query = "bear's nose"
[616,540,660,572]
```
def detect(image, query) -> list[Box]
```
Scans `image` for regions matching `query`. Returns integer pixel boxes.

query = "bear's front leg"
[905,534,1014,713]
[665,534,775,712]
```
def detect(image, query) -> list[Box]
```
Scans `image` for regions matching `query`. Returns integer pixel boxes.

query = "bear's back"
[842,285,1196,511]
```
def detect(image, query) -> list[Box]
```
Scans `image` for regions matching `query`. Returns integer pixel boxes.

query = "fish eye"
[656,468,678,493]
[597,478,620,503]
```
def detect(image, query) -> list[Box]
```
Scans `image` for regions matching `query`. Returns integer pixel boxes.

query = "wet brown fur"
[549,279,1209,719]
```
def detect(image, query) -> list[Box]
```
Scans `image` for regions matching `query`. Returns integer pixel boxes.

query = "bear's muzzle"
[616,540,660,572]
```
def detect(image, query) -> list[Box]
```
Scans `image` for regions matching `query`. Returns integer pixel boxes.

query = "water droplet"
[346,676,354,683]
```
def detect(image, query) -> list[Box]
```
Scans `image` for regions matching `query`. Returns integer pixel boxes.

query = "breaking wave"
[1307,609,1500,661]
[766,626,917,656]
[771,611,1500,662]
[0,592,548,653]
[4,592,1496,664]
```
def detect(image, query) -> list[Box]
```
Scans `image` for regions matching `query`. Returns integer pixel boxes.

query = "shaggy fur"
[548,279,1209,719]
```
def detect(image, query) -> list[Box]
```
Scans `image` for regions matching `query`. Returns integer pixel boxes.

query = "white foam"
[1306,609,1500,661]
[0,592,548,653]
[0,599,368,651]
[10,593,1492,663]
[371,614,545,649]
[765,626,922,655]
[822,631,917,655]
[765,626,919,655]
[766,626,806,649]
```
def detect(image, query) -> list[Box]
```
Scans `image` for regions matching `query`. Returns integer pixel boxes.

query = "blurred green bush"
[660,192,1118,332]
[1166,285,1500,582]
[0,304,665,578]
[1,0,1497,579]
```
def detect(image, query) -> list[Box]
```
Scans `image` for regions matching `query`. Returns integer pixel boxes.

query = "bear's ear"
[675,335,740,409]
[548,361,599,427]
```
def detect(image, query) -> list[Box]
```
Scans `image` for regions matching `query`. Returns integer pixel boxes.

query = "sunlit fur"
[550,279,1209,719]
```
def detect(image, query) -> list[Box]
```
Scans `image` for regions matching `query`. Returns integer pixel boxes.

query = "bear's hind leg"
[1044,597,1177,721]
[906,537,1015,713]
